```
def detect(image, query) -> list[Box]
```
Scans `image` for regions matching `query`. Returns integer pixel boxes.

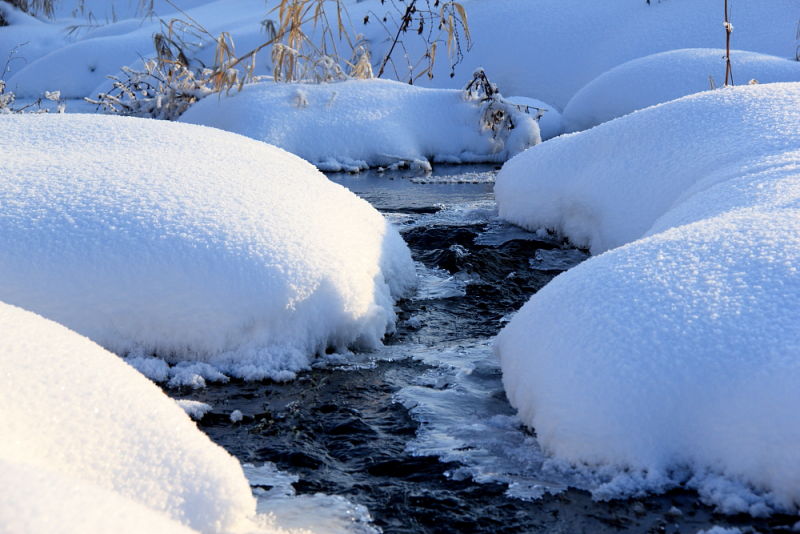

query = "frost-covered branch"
[0,80,65,113]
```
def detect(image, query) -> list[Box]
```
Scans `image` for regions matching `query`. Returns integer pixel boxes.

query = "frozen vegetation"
[495,83,800,514]
[0,114,415,380]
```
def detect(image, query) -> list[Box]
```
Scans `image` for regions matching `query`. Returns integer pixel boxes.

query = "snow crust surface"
[0,301,256,534]
[180,79,540,171]
[563,48,800,132]
[0,114,415,379]
[495,83,800,514]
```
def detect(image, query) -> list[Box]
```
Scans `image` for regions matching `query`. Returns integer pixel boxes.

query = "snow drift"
[0,301,256,533]
[179,79,540,172]
[494,83,800,514]
[0,114,415,380]
[563,48,800,132]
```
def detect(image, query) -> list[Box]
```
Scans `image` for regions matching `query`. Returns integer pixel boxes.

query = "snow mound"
[563,48,800,132]
[0,114,415,380]
[0,301,257,533]
[506,95,564,140]
[495,83,800,514]
[179,79,540,172]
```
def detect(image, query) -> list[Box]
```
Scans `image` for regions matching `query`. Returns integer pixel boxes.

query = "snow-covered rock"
[0,301,257,533]
[494,83,800,514]
[0,114,415,380]
[563,48,800,132]
[179,79,540,172]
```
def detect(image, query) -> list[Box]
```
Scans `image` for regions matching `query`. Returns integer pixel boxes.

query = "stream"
[167,165,789,534]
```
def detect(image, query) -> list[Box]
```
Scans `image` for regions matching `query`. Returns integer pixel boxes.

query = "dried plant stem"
[724,0,733,86]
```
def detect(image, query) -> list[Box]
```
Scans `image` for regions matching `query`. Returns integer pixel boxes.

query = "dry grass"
[87,0,472,118]
[87,14,253,118]
[796,19,800,61]
[269,0,373,82]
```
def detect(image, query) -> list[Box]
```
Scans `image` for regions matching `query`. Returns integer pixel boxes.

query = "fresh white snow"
[0,459,200,534]
[0,301,258,533]
[0,113,415,380]
[494,82,800,515]
[563,48,800,132]
[180,79,540,171]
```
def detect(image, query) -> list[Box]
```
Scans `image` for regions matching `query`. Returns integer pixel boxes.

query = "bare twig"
[723,0,733,86]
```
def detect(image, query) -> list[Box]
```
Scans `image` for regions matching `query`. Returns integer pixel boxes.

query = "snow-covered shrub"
[465,68,545,154]
[0,79,64,113]
[87,61,214,120]
[494,82,800,515]
[87,18,263,119]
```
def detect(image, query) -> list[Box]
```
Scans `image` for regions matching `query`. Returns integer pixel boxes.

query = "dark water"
[168,166,792,533]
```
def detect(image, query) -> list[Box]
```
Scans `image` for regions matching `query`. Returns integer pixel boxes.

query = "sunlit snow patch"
[0,114,415,381]
[0,301,259,534]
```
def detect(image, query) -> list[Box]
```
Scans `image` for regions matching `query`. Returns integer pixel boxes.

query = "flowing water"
[167,165,790,534]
